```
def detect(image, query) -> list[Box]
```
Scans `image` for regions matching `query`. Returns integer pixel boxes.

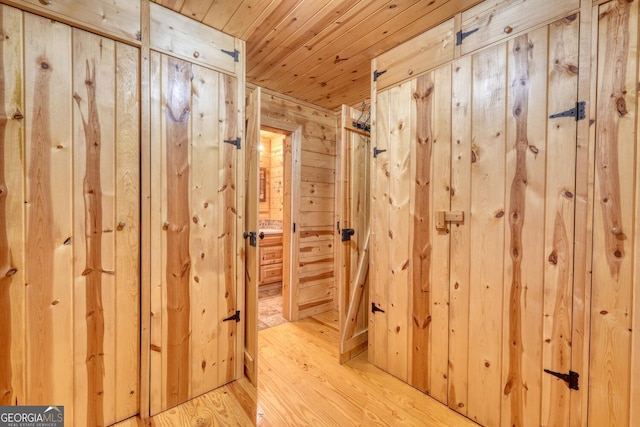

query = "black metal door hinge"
[371,303,385,314]
[341,228,355,242]
[456,28,479,45]
[373,69,387,82]
[549,101,586,121]
[352,120,371,133]
[224,137,241,149]
[223,310,241,322]
[243,231,257,247]
[222,48,240,62]
[373,147,387,158]
[293,222,297,233]
[544,369,579,390]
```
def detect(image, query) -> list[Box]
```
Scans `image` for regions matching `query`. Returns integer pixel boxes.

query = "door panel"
[370,13,579,427]
[590,1,639,425]
[150,52,239,415]
[370,68,452,397]
[338,105,370,363]
[244,86,260,386]
[1,8,140,425]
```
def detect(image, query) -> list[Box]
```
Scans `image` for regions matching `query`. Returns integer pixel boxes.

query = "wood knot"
[5,268,17,277]
[614,249,623,258]
[495,210,505,218]
[193,51,200,58]
[548,251,558,265]
[116,221,126,230]
[12,113,24,120]
[616,97,627,116]
[41,61,50,70]
[563,190,574,199]
[504,26,513,34]
[162,221,170,230]
[528,145,539,155]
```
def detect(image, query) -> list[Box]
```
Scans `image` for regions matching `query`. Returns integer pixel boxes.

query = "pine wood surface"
[589,1,639,425]
[149,51,241,415]
[115,312,477,427]
[261,93,337,319]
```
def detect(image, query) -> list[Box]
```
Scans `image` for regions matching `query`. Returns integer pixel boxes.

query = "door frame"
[260,117,302,321]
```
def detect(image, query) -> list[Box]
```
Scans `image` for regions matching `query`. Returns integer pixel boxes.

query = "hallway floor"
[115,311,476,426]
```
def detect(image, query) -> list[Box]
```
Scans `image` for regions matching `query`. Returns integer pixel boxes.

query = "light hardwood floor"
[115,311,477,426]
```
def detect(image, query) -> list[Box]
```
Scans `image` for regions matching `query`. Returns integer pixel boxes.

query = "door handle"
[243,231,257,247]
[259,232,265,239]
[436,211,464,232]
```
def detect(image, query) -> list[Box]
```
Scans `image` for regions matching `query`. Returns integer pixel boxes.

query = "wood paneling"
[149,51,241,415]
[1,0,141,44]
[150,0,483,110]
[244,86,260,386]
[0,4,24,408]
[589,1,639,425]
[458,0,579,55]
[0,7,140,424]
[261,91,337,319]
[338,104,370,363]
[371,10,580,427]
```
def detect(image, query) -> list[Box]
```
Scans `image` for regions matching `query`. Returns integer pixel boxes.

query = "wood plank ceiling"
[150,0,480,111]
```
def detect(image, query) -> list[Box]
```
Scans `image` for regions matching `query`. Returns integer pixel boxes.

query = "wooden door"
[370,13,580,427]
[0,7,140,425]
[589,1,640,425]
[244,86,260,386]
[369,66,452,403]
[338,104,371,363]
[452,16,580,427]
[149,51,240,414]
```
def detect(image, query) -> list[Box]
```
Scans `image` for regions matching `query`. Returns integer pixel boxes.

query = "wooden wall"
[258,131,284,222]
[368,0,640,426]
[259,135,270,219]
[0,5,140,425]
[260,91,338,319]
[589,1,640,425]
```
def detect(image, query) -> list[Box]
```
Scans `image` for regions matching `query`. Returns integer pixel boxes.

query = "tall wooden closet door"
[149,52,240,415]
[0,7,140,425]
[338,104,371,363]
[589,1,640,425]
[448,16,579,427]
[71,28,140,427]
[369,66,452,403]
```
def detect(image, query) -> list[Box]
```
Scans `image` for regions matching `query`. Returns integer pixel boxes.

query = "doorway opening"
[257,127,290,330]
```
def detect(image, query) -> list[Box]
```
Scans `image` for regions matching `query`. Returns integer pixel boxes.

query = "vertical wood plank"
[409,73,434,394]
[387,81,411,382]
[467,43,506,427]
[234,37,246,381]
[570,2,595,425]
[72,28,117,427]
[369,84,389,372]
[190,63,221,396]
[429,65,452,404]
[449,54,472,416]
[163,54,192,409]
[590,1,638,425]
[24,13,74,422]
[114,41,141,422]
[139,0,152,419]
[149,49,163,416]
[244,86,260,385]
[502,28,548,427]
[218,73,238,384]
[0,4,24,407]
[541,14,578,427]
